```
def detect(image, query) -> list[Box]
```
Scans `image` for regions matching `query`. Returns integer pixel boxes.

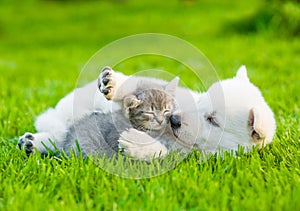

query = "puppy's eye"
[205,113,220,127]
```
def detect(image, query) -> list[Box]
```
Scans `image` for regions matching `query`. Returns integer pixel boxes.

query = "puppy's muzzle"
[170,114,181,129]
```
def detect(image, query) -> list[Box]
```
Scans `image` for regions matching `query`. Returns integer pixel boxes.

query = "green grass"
[0,0,299,210]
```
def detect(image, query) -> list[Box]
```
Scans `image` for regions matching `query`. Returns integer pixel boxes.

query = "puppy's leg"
[98,66,142,101]
[118,128,168,160]
[98,66,128,100]
[18,132,60,156]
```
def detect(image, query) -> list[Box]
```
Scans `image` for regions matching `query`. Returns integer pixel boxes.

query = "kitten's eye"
[163,110,171,115]
[143,111,154,115]
[205,112,220,127]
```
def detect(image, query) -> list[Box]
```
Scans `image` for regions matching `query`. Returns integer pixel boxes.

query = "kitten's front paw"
[98,66,116,100]
[18,132,35,156]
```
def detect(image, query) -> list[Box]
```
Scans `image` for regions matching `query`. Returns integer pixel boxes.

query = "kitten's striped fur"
[124,88,176,133]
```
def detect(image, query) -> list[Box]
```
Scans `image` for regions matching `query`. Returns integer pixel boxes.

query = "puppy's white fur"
[111,65,276,159]
[197,65,276,152]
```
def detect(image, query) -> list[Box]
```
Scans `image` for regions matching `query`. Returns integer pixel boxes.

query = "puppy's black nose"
[170,115,181,129]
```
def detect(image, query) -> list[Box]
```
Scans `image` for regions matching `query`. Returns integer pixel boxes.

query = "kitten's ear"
[123,95,141,109]
[236,65,249,82]
[248,108,265,142]
[165,77,179,96]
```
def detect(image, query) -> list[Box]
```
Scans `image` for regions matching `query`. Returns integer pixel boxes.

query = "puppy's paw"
[98,66,116,100]
[118,128,167,160]
[18,132,35,156]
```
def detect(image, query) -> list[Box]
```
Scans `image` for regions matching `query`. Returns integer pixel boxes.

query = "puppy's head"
[199,66,276,152]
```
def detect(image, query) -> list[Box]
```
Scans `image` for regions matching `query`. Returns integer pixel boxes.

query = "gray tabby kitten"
[52,77,179,158]
[64,78,178,157]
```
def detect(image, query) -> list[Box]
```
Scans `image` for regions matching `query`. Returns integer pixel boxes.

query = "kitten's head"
[123,77,178,132]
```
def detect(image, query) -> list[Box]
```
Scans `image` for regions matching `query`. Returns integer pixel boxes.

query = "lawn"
[0,0,299,210]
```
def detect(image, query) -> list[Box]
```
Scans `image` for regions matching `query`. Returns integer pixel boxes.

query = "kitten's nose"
[156,116,164,125]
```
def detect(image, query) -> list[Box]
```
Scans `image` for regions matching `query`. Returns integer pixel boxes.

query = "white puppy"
[99,65,276,159]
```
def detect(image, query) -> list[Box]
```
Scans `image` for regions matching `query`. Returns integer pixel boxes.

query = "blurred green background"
[1,0,299,137]
[0,0,299,210]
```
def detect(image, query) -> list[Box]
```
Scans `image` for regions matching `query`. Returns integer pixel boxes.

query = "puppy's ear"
[236,65,249,82]
[248,108,265,143]
[165,77,179,96]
